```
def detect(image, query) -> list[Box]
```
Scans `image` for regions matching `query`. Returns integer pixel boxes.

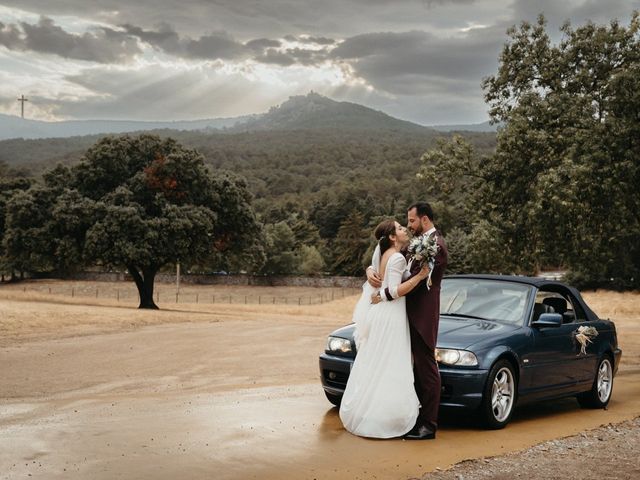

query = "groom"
[366,202,448,440]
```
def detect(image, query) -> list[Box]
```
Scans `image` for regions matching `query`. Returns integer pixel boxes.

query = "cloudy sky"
[0,0,638,125]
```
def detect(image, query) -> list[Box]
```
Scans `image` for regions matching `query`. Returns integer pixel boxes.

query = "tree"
[0,168,33,279]
[331,210,371,276]
[479,13,640,285]
[260,222,300,275]
[298,245,325,276]
[4,134,263,307]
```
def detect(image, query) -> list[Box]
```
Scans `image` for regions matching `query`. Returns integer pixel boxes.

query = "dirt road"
[1,287,639,479]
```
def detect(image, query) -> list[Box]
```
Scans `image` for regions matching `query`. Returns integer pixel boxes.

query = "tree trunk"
[128,264,159,309]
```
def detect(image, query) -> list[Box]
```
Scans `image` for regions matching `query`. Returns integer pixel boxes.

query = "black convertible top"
[444,273,562,287]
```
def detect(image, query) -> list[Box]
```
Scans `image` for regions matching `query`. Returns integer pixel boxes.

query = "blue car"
[319,275,622,429]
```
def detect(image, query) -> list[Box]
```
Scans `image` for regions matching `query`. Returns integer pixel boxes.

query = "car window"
[441,279,533,325]
[535,290,586,324]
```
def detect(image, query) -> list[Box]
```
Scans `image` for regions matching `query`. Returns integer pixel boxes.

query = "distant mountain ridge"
[0,92,495,141]
[0,93,436,141]
[0,114,253,141]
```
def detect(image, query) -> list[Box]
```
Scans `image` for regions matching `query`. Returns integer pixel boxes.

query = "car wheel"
[577,355,613,409]
[324,391,342,407]
[480,359,517,429]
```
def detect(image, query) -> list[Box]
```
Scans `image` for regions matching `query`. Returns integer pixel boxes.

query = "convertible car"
[319,275,622,429]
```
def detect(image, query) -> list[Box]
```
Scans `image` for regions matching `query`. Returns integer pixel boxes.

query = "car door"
[524,291,581,397]
[563,292,599,383]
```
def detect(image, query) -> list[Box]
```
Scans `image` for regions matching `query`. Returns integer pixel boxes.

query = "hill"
[231,92,430,133]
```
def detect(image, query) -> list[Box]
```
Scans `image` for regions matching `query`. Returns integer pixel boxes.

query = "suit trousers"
[409,323,441,431]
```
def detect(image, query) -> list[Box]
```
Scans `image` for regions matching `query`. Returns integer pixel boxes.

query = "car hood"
[437,315,520,349]
[330,316,519,351]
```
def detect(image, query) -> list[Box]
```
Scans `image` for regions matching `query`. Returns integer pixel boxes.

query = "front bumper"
[319,353,353,396]
[319,353,489,410]
[439,366,488,409]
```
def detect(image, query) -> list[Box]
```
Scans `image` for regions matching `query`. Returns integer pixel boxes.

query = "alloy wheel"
[491,367,515,422]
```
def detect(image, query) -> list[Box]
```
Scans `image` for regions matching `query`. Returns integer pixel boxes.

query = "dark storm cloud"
[121,23,247,60]
[511,0,640,32]
[0,16,141,63]
[331,27,505,96]
[0,21,22,48]
[120,23,329,65]
[245,38,282,51]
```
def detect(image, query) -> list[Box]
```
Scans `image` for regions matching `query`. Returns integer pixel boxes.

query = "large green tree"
[481,13,640,286]
[3,135,263,307]
[0,163,32,278]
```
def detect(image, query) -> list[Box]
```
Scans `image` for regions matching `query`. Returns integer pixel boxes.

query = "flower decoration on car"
[574,326,598,355]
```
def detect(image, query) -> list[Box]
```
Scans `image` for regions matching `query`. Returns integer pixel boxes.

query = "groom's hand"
[366,266,382,288]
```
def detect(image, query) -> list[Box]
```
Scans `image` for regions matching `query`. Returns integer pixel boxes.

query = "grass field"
[0,279,638,370]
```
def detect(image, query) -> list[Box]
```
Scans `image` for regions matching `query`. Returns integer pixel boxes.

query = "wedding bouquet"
[407,233,439,288]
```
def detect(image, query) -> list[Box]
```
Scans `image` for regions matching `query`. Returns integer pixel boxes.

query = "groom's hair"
[408,202,434,221]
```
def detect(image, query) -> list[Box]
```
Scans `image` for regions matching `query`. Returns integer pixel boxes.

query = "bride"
[339,219,429,438]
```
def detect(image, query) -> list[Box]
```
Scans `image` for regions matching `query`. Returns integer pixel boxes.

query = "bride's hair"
[374,219,397,256]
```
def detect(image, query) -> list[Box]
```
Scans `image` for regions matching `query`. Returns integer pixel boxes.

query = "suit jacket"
[405,230,448,350]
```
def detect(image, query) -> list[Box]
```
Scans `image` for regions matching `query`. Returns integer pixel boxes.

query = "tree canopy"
[420,13,640,288]
[2,135,264,307]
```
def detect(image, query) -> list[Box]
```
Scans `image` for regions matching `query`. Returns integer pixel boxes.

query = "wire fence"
[10,284,362,305]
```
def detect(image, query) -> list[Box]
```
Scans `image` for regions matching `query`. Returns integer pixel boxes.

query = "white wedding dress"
[339,250,420,438]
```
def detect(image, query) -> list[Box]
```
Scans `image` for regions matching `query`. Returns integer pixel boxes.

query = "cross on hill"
[17,94,28,119]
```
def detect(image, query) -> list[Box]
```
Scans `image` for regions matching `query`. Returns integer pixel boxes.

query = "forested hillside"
[0,125,496,211]
[0,125,496,278]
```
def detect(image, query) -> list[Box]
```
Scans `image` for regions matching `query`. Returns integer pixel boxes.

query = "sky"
[0,0,638,125]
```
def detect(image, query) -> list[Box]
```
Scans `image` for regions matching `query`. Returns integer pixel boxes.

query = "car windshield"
[440,278,534,325]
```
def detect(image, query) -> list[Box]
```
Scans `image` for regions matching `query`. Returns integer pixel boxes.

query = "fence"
[69,272,365,288]
[9,283,362,306]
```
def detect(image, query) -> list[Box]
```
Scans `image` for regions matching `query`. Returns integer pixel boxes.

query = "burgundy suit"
[405,230,448,431]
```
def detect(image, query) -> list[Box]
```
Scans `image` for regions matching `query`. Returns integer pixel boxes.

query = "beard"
[411,224,424,236]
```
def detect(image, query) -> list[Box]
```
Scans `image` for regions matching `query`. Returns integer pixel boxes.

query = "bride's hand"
[417,264,430,279]
[371,292,382,304]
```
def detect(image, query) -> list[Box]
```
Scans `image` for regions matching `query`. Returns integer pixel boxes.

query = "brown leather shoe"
[404,425,436,440]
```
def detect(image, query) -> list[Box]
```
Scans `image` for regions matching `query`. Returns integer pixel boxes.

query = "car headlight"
[326,336,352,353]
[436,348,478,366]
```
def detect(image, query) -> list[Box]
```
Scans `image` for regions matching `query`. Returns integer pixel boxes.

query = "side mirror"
[532,313,563,328]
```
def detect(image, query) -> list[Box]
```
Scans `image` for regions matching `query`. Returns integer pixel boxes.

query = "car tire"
[324,391,342,407]
[577,355,613,409]
[479,359,517,429]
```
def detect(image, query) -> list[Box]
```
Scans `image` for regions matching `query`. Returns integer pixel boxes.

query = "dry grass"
[1,281,638,370]
[0,280,360,345]
[582,290,640,372]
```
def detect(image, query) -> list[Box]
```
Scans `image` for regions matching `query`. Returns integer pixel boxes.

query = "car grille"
[323,369,349,388]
